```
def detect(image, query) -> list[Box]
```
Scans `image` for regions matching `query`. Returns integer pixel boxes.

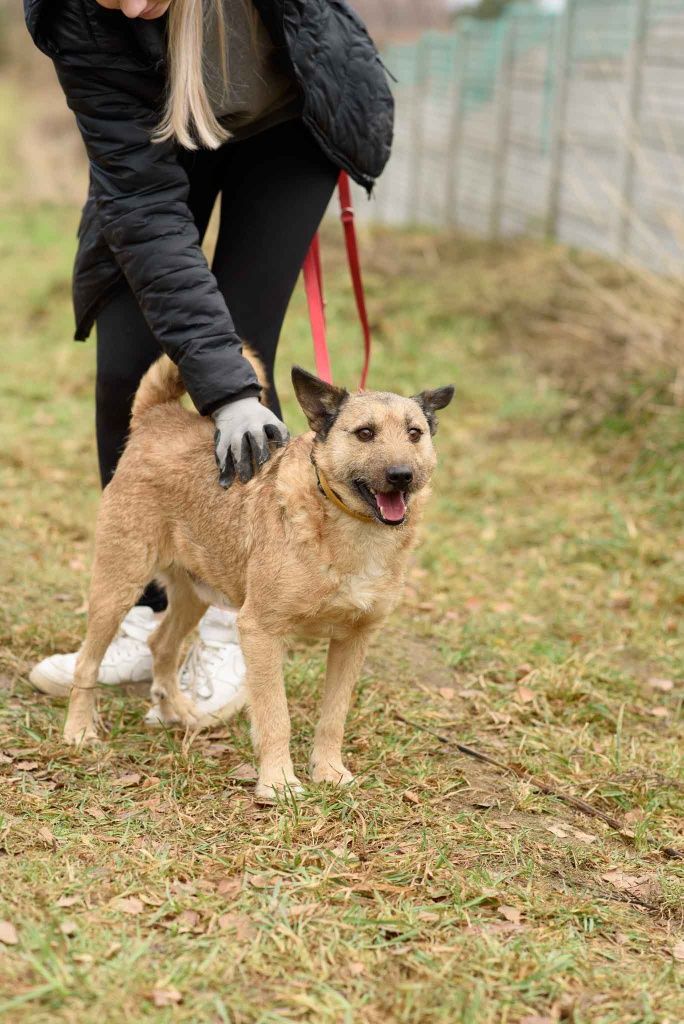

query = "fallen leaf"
[498,905,522,925]
[56,895,80,908]
[648,677,674,693]
[176,910,200,931]
[230,763,258,781]
[438,686,455,700]
[547,824,569,839]
[114,773,141,788]
[0,753,13,765]
[15,761,39,771]
[403,790,420,805]
[151,987,182,1008]
[216,878,242,898]
[672,940,684,962]
[86,806,106,821]
[515,686,535,704]
[570,828,597,844]
[247,873,274,889]
[38,827,56,848]
[0,921,18,945]
[113,897,144,915]
[647,706,669,719]
[139,893,164,907]
[60,920,78,937]
[601,871,653,898]
[217,913,254,941]
[349,961,365,976]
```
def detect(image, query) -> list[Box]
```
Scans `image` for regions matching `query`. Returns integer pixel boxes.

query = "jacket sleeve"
[53,59,260,416]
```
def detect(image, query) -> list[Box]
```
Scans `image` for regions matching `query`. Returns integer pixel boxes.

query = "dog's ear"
[411,386,455,435]
[291,367,349,437]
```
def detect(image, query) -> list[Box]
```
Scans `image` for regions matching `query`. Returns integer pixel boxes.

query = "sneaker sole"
[27,667,74,698]
[27,668,152,697]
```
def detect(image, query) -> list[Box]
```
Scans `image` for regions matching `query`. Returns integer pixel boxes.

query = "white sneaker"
[28,606,158,697]
[144,606,247,730]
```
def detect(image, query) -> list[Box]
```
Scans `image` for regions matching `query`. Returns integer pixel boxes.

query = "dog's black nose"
[386,465,413,489]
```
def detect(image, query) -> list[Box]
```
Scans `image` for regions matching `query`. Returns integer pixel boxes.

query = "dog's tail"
[130,355,186,429]
[130,347,269,430]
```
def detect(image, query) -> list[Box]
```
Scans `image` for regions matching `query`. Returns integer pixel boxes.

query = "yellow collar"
[313,461,376,524]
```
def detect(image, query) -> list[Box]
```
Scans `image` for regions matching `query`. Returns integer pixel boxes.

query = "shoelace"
[179,643,216,701]
[106,634,153,664]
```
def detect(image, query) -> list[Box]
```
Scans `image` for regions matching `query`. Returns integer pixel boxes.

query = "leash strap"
[302,171,371,389]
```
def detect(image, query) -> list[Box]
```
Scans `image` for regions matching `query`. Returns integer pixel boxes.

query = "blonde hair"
[154,0,231,151]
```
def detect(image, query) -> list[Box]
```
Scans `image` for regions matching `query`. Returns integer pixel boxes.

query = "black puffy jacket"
[23,0,394,413]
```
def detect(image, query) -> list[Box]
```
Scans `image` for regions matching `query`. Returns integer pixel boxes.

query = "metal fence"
[353,0,684,273]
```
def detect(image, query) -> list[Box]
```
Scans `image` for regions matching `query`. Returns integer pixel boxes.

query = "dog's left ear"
[412,386,455,435]
[291,366,349,437]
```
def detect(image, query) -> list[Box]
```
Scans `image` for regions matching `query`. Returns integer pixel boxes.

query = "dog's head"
[291,368,454,527]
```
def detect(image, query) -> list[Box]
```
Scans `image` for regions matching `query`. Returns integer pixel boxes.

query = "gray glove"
[212,397,289,488]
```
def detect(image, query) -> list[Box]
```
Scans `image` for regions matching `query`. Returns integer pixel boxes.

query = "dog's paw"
[144,702,183,729]
[63,721,101,747]
[254,774,304,804]
[152,687,201,730]
[309,756,354,787]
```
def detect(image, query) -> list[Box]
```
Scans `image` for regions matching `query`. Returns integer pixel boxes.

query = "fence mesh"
[352,0,684,274]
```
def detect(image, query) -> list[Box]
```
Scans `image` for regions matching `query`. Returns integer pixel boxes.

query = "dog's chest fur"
[314,535,406,622]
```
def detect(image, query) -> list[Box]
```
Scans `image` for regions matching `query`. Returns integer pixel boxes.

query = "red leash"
[302,171,372,389]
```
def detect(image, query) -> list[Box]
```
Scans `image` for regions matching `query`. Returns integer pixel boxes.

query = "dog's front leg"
[238,614,301,802]
[310,629,372,786]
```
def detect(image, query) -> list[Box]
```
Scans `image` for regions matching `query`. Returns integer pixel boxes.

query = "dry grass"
[1,203,683,1022]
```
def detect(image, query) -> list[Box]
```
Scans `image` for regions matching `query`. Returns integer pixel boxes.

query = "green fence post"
[409,35,430,221]
[618,0,651,258]
[444,27,470,227]
[490,17,517,238]
[546,0,577,239]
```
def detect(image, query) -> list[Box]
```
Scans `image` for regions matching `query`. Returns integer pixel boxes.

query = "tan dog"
[63,354,453,800]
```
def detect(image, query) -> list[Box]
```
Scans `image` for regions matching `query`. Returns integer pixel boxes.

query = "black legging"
[95,119,339,611]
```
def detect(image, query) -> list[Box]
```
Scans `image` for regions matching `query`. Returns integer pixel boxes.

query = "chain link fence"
[353,0,684,274]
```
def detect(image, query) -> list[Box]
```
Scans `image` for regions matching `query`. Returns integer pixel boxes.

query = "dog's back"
[130,349,269,432]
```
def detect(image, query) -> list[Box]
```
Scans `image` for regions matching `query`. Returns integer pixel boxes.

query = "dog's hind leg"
[63,581,147,746]
[147,571,208,729]
[238,610,301,802]
[309,628,373,786]
[64,508,160,746]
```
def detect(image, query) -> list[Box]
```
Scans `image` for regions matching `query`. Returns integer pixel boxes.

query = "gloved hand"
[212,397,289,488]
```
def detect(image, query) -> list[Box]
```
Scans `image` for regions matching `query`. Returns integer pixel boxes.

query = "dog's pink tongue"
[376,491,406,522]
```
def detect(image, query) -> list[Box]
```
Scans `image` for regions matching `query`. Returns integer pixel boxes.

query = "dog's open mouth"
[354,481,407,526]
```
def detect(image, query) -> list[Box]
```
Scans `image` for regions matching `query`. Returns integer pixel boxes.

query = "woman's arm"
[54,57,261,417]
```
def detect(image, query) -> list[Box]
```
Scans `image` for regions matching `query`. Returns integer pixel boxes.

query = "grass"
[1,94,683,1024]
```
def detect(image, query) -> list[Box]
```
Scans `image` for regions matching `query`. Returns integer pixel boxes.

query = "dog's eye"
[408,428,423,443]
[355,427,375,442]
